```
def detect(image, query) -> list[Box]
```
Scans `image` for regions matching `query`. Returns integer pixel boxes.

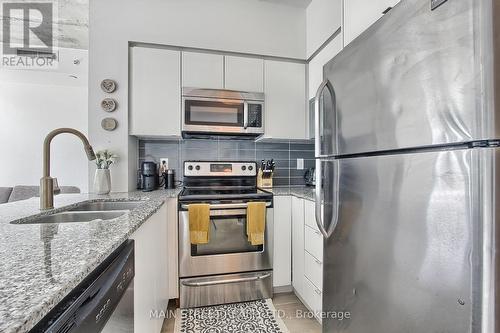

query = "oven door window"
[185,100,244,127]
[191,212,263,256]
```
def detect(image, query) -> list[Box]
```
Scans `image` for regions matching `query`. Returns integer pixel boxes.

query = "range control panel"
[184,161,257,177]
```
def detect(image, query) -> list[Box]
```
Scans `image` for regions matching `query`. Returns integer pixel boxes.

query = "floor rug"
[174,299,289,333]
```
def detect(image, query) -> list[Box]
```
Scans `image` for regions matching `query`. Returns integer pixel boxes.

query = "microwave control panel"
[247,103,263,128]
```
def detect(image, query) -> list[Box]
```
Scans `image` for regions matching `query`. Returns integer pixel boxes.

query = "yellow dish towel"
[247,202,266,246]
[188,204,210,244]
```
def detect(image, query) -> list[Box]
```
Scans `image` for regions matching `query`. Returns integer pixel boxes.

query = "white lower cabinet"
[131,203,169,333]
[292,196,305,296]
[303,276,323,318]
[293,198,324,323]
[273,196,292,287]
[304,225,323,262]
[304,250,323,290]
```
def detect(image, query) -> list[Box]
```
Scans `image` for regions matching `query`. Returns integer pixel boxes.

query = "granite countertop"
[0,186,309,333]
[268,186,315,201]
[0,188,180,333]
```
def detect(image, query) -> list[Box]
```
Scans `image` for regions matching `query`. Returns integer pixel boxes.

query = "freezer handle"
[315,159,340,239]
[314,79,336,158]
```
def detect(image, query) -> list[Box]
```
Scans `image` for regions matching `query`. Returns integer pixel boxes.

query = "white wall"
[0,48,89,192]
[306,0,342,57]
[89,0,307,192]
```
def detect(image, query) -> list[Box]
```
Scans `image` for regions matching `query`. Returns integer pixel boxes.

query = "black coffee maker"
[138,161,158,192]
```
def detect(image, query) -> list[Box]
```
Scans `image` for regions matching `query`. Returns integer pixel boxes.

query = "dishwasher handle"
[30,240,135,333]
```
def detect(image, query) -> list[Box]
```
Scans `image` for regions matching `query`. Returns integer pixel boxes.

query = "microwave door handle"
[243,101,249,129]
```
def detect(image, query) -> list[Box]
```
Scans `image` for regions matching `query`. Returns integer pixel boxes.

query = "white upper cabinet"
[224,56,264,92]
[182,52,224,89]
[306,0,342,58]
[264,60,306,140]
[343,0,401,46]
[130,46,181,137]
[308,33,343,100]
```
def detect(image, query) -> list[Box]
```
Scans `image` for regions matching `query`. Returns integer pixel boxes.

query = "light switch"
[296,158,304,170]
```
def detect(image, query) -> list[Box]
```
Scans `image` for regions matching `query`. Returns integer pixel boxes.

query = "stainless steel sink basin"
[12,211,128,224]
[68,201,143,212]
[10,200,143,225]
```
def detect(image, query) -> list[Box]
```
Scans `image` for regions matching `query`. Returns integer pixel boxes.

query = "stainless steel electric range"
[178,161,274,308]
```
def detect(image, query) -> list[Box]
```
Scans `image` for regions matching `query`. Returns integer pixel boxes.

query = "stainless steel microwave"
[181,88,264,138]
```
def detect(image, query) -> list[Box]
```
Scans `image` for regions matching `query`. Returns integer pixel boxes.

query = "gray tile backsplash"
[138,138,315,186]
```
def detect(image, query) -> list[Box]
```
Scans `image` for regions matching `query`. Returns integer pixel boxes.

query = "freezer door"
[322,0,498,156]
[323,148,486,332]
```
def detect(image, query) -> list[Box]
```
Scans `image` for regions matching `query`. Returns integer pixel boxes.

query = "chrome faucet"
[40,128,96,210]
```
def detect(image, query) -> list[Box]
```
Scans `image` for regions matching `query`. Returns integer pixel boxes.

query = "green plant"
[95,150,118,169]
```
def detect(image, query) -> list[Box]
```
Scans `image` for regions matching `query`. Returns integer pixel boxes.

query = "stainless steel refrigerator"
[313,0,499,332]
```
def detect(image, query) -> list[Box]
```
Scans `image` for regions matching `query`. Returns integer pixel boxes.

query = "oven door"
[179,203,274,277]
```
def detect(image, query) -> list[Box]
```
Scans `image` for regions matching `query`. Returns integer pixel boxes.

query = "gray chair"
[5,185,80,203]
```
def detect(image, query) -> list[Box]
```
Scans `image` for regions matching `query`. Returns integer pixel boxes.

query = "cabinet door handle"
[315,258,322,265]
[315,289,322,295]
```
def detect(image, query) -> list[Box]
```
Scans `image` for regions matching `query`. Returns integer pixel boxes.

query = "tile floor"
[160,292,321,333]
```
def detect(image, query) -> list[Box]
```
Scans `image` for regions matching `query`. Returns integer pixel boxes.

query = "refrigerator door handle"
[315,159,340,239]
[314,79,337,158]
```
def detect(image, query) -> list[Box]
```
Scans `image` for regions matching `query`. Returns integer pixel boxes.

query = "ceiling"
[0,0,311,50]
[259,0,312,8]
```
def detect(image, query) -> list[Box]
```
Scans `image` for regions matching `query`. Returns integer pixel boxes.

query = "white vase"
[94,169,111,195]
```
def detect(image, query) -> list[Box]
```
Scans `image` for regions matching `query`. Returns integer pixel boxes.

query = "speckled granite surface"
[268,186,315,201]
[0,189,180,333]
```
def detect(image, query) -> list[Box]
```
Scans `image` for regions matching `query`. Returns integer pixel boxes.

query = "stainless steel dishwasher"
[30,240,135,333]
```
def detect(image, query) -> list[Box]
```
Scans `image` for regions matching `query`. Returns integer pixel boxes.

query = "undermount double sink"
[11,200,144,225]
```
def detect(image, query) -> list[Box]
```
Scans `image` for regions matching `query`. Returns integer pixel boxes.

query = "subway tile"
[256,142,289,151]
[139,138,316,186]
[289,143,314,151]
[181,139,218,150]
[290,169,309,178]
[181,148,218,162]
[218,140,256,151]
[218,149,256,161]
[290,150,314,160]
[304,159,315,169]
[290,177,307,186]
[273,178,290,186]
[256,150,289,161]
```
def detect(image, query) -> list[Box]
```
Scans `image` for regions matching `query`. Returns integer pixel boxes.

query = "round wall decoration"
[100,79,117,93]
[101,98,117,112]
[101,117,118,131]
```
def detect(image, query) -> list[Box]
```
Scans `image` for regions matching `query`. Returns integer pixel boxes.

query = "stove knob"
[241,166,246,171]
[248,165,253,171]
[195,165,201,171]
[188,165,193,171]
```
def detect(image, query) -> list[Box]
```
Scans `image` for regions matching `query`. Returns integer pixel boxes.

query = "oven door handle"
[181,273,272,287]
[181,202,271,210]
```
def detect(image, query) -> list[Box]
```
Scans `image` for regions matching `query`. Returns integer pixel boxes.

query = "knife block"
[257,169,273,188]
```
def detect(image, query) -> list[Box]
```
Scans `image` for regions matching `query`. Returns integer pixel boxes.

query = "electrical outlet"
[160,158,169,174]
[296,158,304,170]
